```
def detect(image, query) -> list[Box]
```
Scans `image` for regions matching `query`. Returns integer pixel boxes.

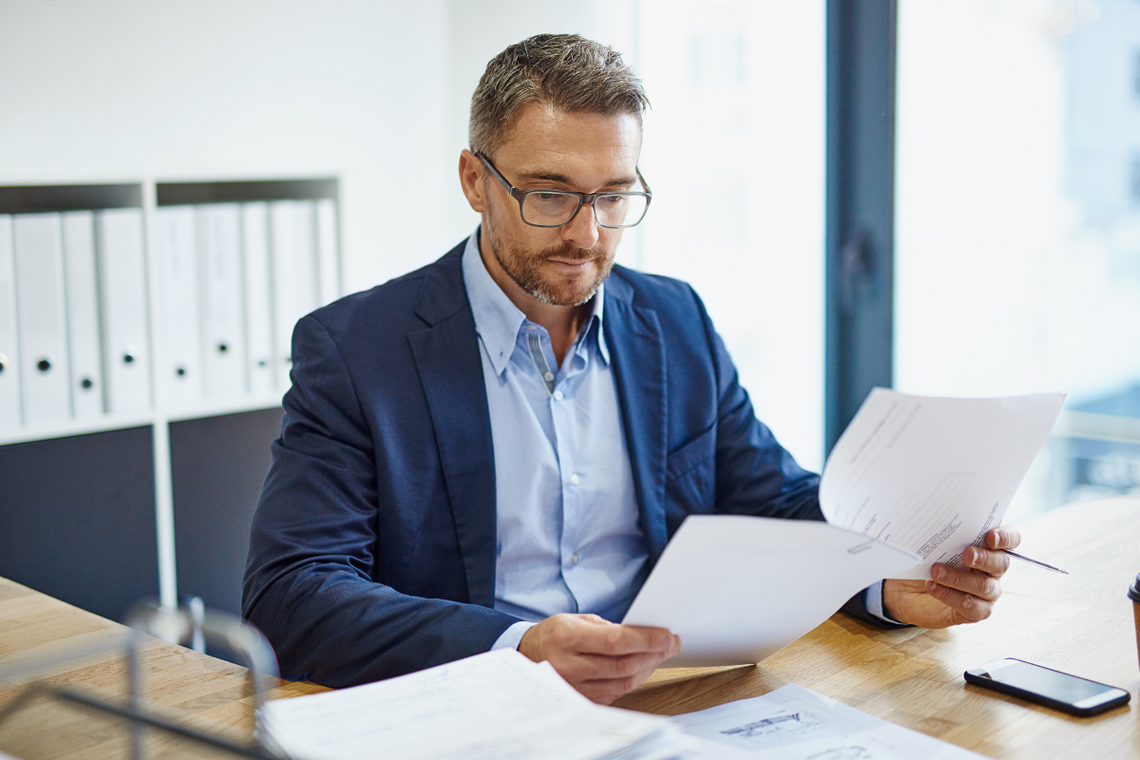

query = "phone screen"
[980,660,1112,703]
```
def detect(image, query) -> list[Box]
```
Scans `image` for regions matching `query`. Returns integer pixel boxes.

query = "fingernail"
[933,565,945,582]
[994,529,1005,546]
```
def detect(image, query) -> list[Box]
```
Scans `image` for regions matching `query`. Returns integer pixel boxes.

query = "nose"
[561,199,601,250]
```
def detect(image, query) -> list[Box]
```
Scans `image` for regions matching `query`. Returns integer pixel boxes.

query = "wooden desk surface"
[0,578,326,759]
[615,495,1140,758]
[1,496,1137,758]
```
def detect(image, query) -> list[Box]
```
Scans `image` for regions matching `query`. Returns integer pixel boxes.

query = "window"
[636,1,826,470]
[895,0,1140,517]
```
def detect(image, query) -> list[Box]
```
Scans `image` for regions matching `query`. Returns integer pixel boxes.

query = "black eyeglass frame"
[474,151,652,229]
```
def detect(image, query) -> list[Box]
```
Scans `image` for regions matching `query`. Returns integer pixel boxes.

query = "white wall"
[0,0,457,292]
[0,0,644,292]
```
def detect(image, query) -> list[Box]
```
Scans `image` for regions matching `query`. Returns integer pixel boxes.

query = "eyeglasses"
[475,151,652,229]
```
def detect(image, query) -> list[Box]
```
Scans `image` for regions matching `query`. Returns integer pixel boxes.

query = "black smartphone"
[964,658,1130,717]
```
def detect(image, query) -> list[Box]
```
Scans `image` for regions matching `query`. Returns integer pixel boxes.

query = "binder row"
[0,198,339,434]
[156,199,339,410]
[0,209,150,431]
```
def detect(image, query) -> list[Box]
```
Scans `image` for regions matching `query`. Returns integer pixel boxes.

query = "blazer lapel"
[604,273,669,562]
[407,248,497,607]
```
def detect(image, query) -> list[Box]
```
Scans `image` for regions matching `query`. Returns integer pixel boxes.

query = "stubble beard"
[492,237,615,308]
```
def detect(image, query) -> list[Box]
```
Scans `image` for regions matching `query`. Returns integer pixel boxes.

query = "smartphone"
[964,658,1130,717]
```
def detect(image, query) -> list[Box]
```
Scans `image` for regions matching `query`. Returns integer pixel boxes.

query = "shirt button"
[571,553,580,564]
[553,390,564,401]
[570,473,580,485]
[543,371,554,382]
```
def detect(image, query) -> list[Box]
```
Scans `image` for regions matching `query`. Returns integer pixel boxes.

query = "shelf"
[0,395,283,446]
[1,177,338,619]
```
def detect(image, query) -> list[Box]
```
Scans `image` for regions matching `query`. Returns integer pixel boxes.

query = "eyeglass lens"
[522,192,649,228]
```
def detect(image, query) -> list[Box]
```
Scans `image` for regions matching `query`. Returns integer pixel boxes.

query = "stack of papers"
[260,654,986,759]
[259,649,687,760]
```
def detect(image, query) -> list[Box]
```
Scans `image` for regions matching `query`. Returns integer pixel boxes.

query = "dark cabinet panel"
[171,408,283,617]
[0,427,158,622]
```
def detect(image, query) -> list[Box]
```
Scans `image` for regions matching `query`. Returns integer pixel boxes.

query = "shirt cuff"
[865,580,904,625]
[490,621,538,651]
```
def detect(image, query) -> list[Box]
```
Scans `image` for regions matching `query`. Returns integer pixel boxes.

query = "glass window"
[635,0,826,470]
[896,0,1140,518]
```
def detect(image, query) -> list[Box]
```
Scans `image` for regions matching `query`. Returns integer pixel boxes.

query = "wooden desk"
[615,496,1140,758]
[0,579,326,759]
[2,497,1137,758]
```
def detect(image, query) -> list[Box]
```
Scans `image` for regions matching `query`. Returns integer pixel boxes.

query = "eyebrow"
[514,169,639,189]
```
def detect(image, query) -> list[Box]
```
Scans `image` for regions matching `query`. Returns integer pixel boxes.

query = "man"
[243,34,1021,705]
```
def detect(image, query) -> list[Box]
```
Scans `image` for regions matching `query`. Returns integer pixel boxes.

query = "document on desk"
[259,648,686,760]
[623,389,1064,666]
[673,683,985,759]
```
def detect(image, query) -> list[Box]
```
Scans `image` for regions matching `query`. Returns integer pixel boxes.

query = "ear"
[458,149,487,213]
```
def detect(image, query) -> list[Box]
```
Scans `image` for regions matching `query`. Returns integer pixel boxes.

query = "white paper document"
[260,649,684,760]
[819,389,1064,579]
[624,389,1064,666]
[623,516,919,667]
[673,683,984,759]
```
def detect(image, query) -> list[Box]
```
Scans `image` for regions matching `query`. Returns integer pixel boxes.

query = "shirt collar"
[461,228,609,376]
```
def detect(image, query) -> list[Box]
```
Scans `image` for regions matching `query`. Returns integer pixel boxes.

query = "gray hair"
[469,33,649,157]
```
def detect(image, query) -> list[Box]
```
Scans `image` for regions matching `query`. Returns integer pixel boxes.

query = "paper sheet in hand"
[819,389,1064,579]
[623,389,1063,666]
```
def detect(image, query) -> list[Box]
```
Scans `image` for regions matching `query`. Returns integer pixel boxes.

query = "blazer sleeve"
[242,314,518,687]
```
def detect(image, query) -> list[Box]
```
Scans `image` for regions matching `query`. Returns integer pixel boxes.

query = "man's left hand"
[882,525,1022,628]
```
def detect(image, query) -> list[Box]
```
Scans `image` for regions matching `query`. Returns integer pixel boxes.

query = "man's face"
[475,104,642,309]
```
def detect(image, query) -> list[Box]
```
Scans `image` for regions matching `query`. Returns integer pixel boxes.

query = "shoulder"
[304,241,467,341]
[607,264,702,309]
[606,264,713,338]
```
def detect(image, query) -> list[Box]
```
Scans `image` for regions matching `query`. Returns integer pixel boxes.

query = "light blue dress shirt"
[461,233,896,651]
[461,233,651,650]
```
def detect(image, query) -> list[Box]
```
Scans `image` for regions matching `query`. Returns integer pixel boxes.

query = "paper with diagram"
[623,389,1064,666]
[673,683,985,759]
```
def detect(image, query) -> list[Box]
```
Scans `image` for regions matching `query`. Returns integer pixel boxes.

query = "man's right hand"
[518,613,682,705]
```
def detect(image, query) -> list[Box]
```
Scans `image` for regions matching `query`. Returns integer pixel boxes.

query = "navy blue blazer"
[243,240,886,687]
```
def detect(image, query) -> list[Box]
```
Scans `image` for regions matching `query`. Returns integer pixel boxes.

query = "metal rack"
[0,602,283,760]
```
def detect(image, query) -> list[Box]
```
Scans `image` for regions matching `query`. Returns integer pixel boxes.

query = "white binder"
[61,211,105,419]
[196,203,247,400]
[156,205,204,410]
[269,200,318,390]
[316,199,340,306]
[13,213,71,425]
[96,207,152,414]
[0,215,22,430]
[241,202,276,396]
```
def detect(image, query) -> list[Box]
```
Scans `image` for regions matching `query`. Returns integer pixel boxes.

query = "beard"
[491,237,615,307]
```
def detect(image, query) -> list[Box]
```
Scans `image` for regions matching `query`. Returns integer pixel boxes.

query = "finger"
[931,563,1002,602]
[563,649,672,684]
[923,579,994,622]
[577,623,681,658]
[961,545,1011,577]
[985,525,1022,551]
[577,672,650,705]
